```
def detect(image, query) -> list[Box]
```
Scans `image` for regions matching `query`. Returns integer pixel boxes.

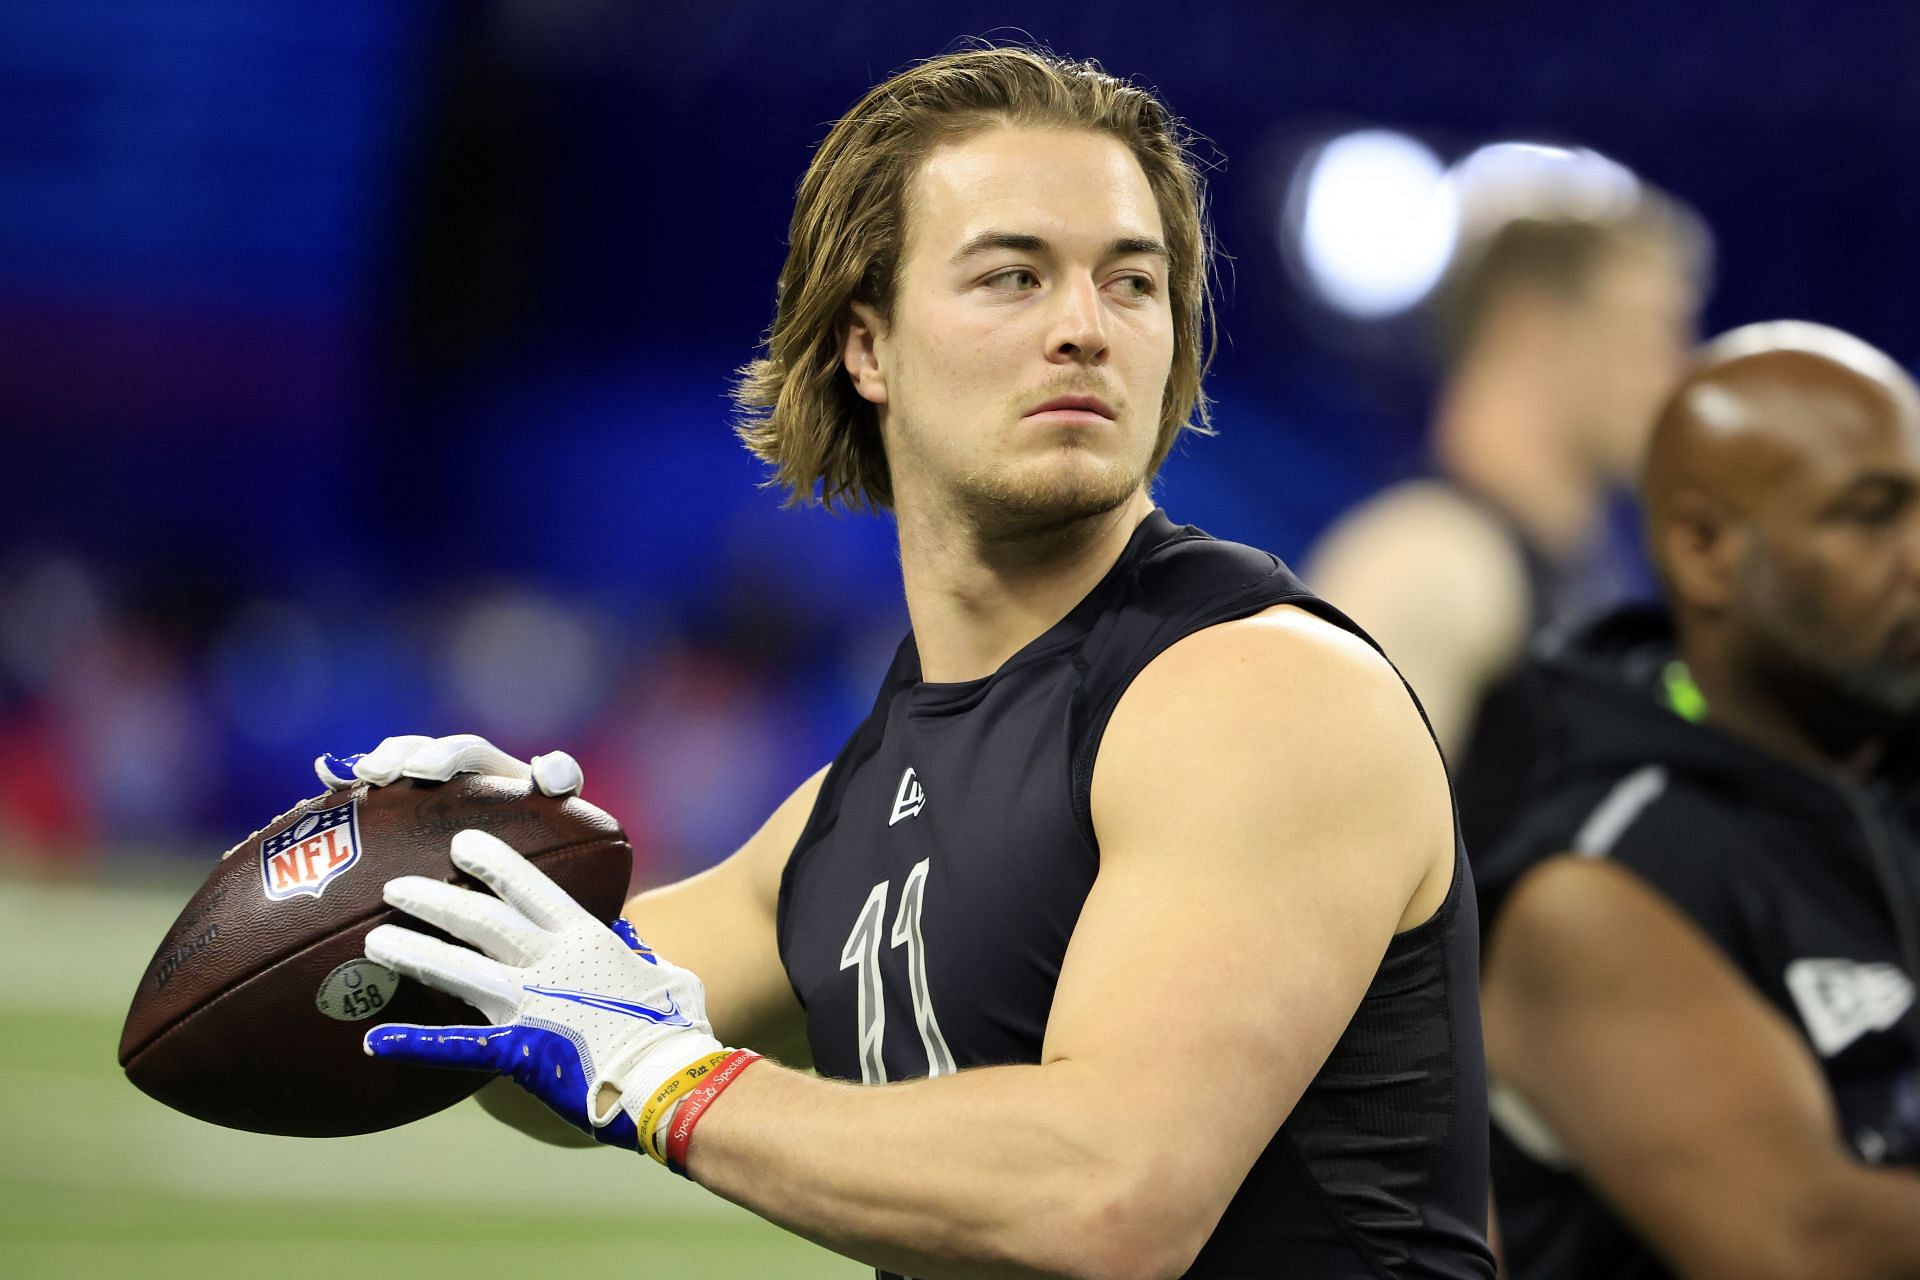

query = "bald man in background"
[1307,196,1707,858]
[1478,322,1920,1280]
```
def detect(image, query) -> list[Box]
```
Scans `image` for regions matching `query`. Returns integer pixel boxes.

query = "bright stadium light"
[1284,129,1457,319]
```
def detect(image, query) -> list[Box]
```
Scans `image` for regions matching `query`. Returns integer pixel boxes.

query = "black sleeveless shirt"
[1444,478,1640,863]
[777,511,1495,1279]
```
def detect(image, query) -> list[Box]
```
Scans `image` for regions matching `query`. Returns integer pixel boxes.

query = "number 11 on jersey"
[838,857,956,1084]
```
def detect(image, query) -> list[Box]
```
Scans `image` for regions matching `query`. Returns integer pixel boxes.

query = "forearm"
[619,762,825,1060]
[624,877,811,1064]
[1796,1161,1920,1280]
[1625,1155,1920,1280]
[685,1059,1186,1280]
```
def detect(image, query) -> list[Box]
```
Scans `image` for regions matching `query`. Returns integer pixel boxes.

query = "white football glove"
[364,828,728,1161]
[315,733,583,799]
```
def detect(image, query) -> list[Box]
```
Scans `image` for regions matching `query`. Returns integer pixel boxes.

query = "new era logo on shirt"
[889,767,926,826]
[1785,958,1916,1057]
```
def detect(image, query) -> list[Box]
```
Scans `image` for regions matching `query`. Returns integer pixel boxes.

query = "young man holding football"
[329,45,1494,1279]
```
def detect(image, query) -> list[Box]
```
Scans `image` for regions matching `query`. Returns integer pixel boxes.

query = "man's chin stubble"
[958,453,1143,543]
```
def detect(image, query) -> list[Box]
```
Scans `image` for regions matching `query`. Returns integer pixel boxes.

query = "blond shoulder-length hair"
[733,44,1219,511]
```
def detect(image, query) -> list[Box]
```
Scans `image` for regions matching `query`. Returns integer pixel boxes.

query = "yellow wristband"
[633,1050,733,1165]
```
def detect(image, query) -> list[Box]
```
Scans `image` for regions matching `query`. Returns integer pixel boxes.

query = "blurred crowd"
[0,547,898,884]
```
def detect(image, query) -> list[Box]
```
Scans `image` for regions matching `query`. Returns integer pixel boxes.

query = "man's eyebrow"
[948,231,1171,265]
[951,232,1048,264]
[1109,235,1170,262]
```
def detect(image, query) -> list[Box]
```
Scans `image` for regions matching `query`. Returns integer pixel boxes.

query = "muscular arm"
[1484,856,1920,1280]
[683,607,1457,1280]
[1304,481,1531,756]
[622,765,826,1066]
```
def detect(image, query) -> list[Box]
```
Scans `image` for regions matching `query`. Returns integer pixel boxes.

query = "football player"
[327,45,1495,1280]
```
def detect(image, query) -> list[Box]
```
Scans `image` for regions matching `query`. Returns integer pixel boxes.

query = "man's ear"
[841,300,888,407]
[1660,488,1743,613]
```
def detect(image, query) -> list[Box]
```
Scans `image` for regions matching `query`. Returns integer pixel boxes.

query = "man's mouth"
[1024,395,1116,422]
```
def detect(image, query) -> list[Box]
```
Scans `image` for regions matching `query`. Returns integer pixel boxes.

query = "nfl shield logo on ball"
[261,802,363,902]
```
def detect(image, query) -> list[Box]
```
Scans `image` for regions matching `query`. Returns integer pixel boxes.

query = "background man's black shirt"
[1479,606,1920,1280]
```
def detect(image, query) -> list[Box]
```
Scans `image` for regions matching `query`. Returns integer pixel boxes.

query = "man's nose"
[1046,277,1110,367]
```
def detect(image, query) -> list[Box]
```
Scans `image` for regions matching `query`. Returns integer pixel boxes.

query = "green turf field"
[0,873,864,1280]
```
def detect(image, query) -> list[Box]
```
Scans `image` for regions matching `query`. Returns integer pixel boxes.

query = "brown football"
[118,775,632,1137]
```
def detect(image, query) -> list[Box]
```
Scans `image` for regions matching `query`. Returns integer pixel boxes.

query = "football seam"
[119,836,630,1065]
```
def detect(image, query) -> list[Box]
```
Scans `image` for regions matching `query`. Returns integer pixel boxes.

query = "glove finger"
[529,750,584,798]
[314,752,364,790]
[450,828,594,933]
[364,1022,514,1072]
[610,916,653,957]
[365,922,522,1021]
[400,734,533,785]
[384,874,547,966]
[355,735,437,786]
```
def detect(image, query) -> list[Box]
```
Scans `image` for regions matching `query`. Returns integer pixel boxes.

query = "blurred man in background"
[1478,321,1920,1279]
[1306,183,1708,857]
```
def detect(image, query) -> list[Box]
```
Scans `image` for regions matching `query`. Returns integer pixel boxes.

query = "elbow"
[1699,1234,1854,1280]
[1763,1170,1886,1280]
[1671,1167,1883,1280]
[1044,1154,1213,1280]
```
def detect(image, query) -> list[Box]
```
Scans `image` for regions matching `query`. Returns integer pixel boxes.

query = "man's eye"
[1114,274,1158,298]
[986,268,1041,291]
[1839,487,1916,526]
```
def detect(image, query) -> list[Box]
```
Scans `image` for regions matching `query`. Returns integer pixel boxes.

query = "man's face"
[853,126,1176,537]
[1563,246,1699,481]
[1735,382,1920,716]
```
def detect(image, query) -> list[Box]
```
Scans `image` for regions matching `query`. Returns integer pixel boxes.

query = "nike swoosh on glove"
[363,828,726,1157]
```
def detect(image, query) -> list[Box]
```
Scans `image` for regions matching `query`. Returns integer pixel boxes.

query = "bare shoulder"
[1304,479,1530,653]
[1488,855,1622,972]
[1482,854,1803,1077]
[1112,603,1433,764]
[1092,604,1453,930]
[1487,855,1741,1008]
[1309,478,1527,578]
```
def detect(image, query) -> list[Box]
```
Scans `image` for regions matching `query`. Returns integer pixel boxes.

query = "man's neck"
[1431,361,1599,562]
[896,489,1155,683]
[1683,636,1894,782]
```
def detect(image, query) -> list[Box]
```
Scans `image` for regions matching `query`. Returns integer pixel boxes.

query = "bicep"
[1043,611,1451,1220]
[1483,856,1847,1278]
[624,765,827,1063]
[1305,489,1530,754]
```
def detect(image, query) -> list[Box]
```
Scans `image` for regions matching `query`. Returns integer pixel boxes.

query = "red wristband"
[664,1049,761,1177]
